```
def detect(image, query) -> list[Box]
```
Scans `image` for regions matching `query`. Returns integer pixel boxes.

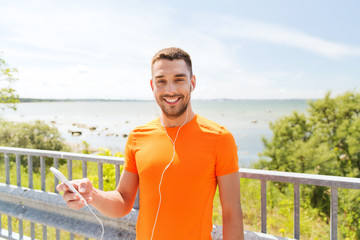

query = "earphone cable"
[150,107,189,240]
[85,203,105,240]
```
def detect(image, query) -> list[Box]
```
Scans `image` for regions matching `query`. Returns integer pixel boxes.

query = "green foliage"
[86,147,124,191]
[256,91,360,238]
[0,120,68,171]
[211,178,329,239]
[0,55,20,110]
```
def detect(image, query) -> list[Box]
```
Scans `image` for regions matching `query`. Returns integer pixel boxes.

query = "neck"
[161,106,195,128]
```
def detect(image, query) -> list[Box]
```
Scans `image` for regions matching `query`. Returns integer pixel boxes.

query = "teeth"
[165,98,179,103]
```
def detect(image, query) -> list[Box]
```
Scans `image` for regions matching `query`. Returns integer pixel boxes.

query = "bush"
[0,120,69,171]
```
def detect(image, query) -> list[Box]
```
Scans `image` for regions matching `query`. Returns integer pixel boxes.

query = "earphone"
[150,106,189,240]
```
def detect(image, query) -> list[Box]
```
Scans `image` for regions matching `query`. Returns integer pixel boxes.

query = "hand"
[56,178,95,209]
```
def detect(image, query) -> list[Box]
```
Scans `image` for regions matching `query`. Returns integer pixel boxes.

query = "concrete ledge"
[0,184,295,240]
[0,183,137,239]
[212,226,295,240]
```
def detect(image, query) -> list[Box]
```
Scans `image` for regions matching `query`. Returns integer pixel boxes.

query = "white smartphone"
[50,167,87,204]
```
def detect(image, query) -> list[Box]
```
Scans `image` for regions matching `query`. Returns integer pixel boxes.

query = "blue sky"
[0,0,359,99]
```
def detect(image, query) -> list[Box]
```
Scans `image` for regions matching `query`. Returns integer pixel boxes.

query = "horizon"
[17,97,314,102]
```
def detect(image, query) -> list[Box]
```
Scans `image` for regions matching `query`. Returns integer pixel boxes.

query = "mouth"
[163,96,181,105]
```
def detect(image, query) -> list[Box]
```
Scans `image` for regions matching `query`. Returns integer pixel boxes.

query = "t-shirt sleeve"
[124,131,138,174]
[215,130,239,176]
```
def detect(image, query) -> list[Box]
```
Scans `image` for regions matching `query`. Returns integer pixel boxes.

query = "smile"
[163,97,181,104]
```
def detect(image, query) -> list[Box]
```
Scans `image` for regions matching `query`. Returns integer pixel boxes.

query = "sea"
[0,100,309,167]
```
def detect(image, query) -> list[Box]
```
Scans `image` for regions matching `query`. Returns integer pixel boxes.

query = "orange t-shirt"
[124,115,239,240]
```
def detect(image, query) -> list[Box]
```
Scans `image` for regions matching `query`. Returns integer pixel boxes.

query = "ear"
[190,75,196,92]
[150,79,154,92]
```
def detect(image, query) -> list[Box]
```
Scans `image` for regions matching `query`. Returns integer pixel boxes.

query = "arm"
[57,170,139,218]
[217,172,244,240]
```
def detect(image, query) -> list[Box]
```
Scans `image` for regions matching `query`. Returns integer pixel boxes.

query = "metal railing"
[2,146,359,239]
[0,146,138,240]
[239,168,360,240]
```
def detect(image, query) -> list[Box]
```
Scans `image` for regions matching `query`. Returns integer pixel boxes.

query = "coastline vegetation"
[256,90,360,240]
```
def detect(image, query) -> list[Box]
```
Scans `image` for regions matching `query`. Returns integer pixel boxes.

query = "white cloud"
[1,1,359,100]
[202,15,360,59]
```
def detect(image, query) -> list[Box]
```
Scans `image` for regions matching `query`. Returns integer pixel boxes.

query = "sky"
[0,0,359,100]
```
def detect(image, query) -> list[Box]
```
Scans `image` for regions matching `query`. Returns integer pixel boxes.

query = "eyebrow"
[154,73,187,79]
[174,74,187,77]
[154,75,164,79]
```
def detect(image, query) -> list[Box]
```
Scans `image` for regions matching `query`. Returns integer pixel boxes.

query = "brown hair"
[151,47,193,76]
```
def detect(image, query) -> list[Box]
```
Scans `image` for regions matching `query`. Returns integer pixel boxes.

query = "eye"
[157,79,166,84]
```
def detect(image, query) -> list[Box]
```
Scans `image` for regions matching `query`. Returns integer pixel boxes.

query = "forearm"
[90,188,134,218]
[222,209,244,240]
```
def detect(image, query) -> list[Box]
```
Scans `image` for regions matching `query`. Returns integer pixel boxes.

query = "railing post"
[330,187,338,240]
[8,215,12,237]
[41,156,46,191]
[56,229,60,240]
[68,159,73,181]
[19,219,23,239]
[82,160,87,178]
[16,154,21,187]
[5,153,10,185]
[261,179,267,233]
[43,225,47,239]
[54,158,59,193]
[115,164,120,186]
[294,183,300,239]
[98,162,103,190]
[28,155,33,189]
[31,222,35,240]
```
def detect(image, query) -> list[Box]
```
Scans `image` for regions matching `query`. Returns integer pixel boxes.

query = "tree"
[257,91,360,176]
[0,54,20,110]
[256,91,360,238]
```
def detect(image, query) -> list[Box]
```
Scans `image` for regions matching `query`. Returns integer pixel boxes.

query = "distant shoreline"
[19,98,314,103]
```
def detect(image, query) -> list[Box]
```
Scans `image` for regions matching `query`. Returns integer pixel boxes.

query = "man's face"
[151,59,195,120]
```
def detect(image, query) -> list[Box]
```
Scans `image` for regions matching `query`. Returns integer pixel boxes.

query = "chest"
[134,131,217,183]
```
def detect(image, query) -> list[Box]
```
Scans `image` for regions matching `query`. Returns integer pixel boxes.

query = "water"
[0,100,309,167]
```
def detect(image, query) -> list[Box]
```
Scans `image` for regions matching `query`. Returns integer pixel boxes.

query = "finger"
[66,198,87,210]
[63,191,80,202]
[78,178,92,193]
[56,183,69,192]
[87,196,94,204]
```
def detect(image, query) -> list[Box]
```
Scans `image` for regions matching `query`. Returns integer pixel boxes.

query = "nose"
[165,82,177,95]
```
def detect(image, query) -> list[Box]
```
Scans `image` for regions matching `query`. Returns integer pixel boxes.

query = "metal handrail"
[0,146,129,240]
[239,168,360,240]
[2,146,359,239]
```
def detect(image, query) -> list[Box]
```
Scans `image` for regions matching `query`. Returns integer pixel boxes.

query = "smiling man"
[57,47,244,240]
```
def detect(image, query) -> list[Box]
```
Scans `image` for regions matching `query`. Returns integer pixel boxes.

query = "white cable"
[85,203,105,240]
[150,107,189,240]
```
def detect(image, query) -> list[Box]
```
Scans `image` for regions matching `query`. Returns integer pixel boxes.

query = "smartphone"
[50,167,87,203]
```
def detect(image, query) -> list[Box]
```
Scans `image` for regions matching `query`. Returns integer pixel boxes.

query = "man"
[58,47,244,240]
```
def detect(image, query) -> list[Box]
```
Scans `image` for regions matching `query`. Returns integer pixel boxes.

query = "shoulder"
[195,115,232,137]
[126,118,162,147]
[131,118,161,133]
